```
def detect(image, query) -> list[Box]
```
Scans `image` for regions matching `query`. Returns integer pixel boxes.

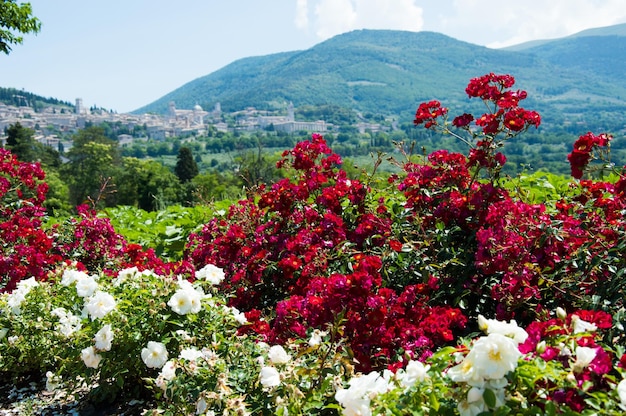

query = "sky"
[1,0,626,113]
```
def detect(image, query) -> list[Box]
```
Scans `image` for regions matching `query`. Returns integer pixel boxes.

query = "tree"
[63,141,116,207]
[116,157,180,211]
[174,146,199,183]
[0,0,41,54]
[5,122,37,161]
[62,127,120,207]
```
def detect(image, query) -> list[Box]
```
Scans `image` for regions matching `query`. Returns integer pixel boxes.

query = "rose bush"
[2,72,626,414]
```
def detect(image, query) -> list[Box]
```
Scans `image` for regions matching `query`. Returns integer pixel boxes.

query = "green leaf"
[483,388,497,408]
[544,400,557,416]
[429,391,440,411]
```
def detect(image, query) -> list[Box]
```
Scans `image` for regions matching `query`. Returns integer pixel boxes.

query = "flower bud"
[556,307,567,320]
[536,341,547,354]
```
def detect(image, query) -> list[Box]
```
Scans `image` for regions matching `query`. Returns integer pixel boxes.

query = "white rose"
[81,346,102,369]
[85,291,116,320]
[94,324,114,351]
[259,366,281,388]
[195,264,225,285]
[141,341,169,369]
[268,345,291,364]
[75,274,98,298]
[168,288,202,315]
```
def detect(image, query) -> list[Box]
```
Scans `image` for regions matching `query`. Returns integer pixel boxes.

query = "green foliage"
[174,146,199,183]
[102,204,223,261]
[4,121,37,161]
[501,170,575,204]
[41,168,72,216]
[115,157,180,211]
[0,87,73,111]
[0,0,41,54]
[62,140,117,207]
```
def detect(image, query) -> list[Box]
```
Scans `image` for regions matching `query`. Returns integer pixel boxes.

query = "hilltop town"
[0,98,388,152]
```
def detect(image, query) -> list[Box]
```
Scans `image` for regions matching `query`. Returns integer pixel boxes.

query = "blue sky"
[1,0,625,113]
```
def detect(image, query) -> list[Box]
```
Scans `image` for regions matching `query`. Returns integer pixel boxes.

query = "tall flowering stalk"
[413,72,541,184]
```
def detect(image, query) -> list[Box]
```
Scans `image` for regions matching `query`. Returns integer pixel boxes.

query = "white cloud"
[296,0,424,40]
[314,0,359,38]
[441,0,626,48]
[295,0,309,30]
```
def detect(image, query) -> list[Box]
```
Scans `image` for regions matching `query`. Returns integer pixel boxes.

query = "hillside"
[505,22,626,51]
[134,28,626,129]
[0,87,73,111]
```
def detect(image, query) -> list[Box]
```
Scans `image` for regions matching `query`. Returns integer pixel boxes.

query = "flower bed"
[2,73,626,415]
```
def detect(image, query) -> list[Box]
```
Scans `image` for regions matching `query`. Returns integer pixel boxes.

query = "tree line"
[5,116,617,217]
[3,123,287,215]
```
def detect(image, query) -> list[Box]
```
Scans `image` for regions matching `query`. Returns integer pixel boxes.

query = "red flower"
[475,113,500,134]
[452,113,474,127]
[414,100,447,128]
[567,132,612,179]
[389,240,403,252]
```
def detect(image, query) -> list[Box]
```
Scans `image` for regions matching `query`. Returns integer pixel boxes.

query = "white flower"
[61,269,88,286]
[17,276,39,290]
[477,315,528,344]
[335,371,392,416]
[195,264,225,285]
[449,333,521,385]
[202,348,219,362]
[179,347,204,362]
[45,371,62,391]
[486,377,509,390]
[6,277,39,315]
[160,360,177,380]
[94,324,114,351]
[6,292,25,315]
[7,335,18,345]
[114,266,139,286]
[260,366,281,388]
[75,274,98,298]
[85,291,116,320]
[467,386,485,404]
[177,277,195,292]
[175,329,192,341]
[468,333,521,380]
[308,329,326,347]
[556,307,567,319]
[268,345,291,364]
[230,306,247,324]
[572,346,597,373]
[51,307,82,337]
[142,341,169,369]
[571,314,597,334]
[168,288,202,315]
[397,360,430,388]
[447,353,484,387]
[118,266,139,278]
[81,346,102,369]
[458,398,486,416]
[617,379,626,409]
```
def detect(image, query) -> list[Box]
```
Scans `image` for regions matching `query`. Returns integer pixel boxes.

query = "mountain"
[134,26,626,125]
[505,23,626,51]
[504,24,626,83]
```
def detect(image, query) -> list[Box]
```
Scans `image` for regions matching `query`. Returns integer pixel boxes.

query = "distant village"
[0,98,388,151]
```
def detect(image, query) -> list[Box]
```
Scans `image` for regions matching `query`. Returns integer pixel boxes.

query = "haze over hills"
[134,24,626,129]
